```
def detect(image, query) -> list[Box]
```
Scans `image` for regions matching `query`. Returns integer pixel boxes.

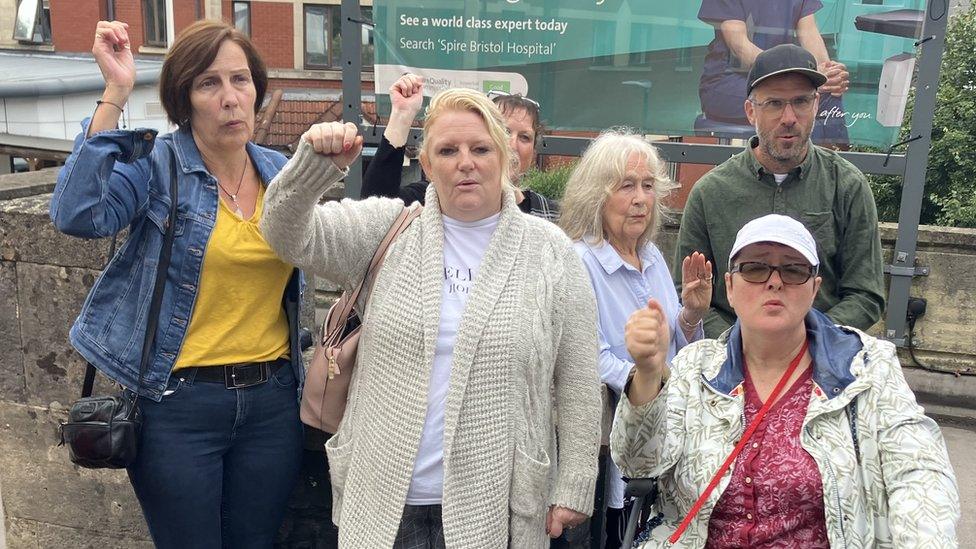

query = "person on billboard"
[674,44,885,338]
[362,73,558,221]
[260,89,602,548]
[698,0,851,145]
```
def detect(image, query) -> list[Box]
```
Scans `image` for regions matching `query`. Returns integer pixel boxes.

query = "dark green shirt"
[674,137,885,337]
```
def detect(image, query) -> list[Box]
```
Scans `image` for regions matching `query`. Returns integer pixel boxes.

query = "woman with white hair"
[559,129,713,547]
[615,213,959,548]
[261,88,602,548]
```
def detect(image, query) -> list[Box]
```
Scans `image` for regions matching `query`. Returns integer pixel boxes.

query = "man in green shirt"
[675,44,885,337]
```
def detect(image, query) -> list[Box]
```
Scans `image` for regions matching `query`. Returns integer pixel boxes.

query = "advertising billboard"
[373,0,925,148]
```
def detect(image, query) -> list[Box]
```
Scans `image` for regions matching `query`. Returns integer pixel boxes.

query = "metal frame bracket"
[884,264,930,277]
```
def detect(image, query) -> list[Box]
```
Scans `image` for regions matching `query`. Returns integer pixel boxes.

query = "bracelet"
[96,99,125,113]
[679,308,702,331]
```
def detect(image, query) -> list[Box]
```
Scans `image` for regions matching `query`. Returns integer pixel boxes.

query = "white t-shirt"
[774,172,789,185]
[405,212,500,504]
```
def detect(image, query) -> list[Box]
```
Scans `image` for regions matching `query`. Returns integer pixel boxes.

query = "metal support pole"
[884,0,949,345]
[340,0,364,198]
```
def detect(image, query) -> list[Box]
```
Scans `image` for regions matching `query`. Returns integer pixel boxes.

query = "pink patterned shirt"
[706,367,830,548]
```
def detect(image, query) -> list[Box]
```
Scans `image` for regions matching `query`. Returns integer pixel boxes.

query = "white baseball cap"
[728,214,819,269]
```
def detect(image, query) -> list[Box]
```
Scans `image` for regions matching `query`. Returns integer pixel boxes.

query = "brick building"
[5,0,375,90]
[1,0,379,167]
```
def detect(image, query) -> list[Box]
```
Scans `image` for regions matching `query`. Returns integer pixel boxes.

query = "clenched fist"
[624,298,670,405]
[302,121,364,170]
[625,298,670,376]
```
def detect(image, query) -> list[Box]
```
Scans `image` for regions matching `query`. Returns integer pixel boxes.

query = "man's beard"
[758,125,810,167]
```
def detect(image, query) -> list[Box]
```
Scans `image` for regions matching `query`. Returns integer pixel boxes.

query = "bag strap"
[80,235,120,397]
[668,339,810,544]
[82,146,179,400]
[324,205,422,337]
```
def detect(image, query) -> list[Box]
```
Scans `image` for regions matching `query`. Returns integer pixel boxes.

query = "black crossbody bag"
[59,148,179,469]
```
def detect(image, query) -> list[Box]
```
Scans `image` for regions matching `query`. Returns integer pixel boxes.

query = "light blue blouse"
[574,238,704,509]
[574,239,703,394]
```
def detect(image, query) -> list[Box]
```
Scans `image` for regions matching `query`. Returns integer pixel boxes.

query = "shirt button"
[143,132,153,141]
[752,442,759,448]
[746,513,753,520]
[745,476,752,484]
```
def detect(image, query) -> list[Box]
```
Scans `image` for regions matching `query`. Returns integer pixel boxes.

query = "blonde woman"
[560,130,712,547]
[261,89,602,548]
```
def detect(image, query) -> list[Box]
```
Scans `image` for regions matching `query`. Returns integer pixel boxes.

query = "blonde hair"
[420,88,515,189]
[560,129,677,248]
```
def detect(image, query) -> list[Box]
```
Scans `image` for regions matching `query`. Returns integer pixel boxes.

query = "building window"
[13,0,52,44]
[304,5,374,70]
[233,1,251,37]
[143,0,168,47]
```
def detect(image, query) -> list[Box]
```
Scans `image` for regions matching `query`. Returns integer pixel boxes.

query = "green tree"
[869,3,976,227]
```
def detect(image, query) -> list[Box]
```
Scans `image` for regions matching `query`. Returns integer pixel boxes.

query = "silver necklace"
[215,156,248,217]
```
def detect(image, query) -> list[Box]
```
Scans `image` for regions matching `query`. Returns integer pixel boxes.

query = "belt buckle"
[224,363,268,389]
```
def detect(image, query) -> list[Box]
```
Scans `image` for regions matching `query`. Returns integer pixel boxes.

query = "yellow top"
[174,185,292,369]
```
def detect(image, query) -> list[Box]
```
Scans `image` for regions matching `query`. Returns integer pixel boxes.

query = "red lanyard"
[668,339,810,544]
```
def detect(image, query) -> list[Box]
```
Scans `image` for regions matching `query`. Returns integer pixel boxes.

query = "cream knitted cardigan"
[261,140,602,549]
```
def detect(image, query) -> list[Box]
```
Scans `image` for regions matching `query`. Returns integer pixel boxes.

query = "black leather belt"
[184,358,288,389]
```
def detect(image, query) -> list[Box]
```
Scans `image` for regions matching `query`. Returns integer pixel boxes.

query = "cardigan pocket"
[325,434,354,526]
[509,444,550,548]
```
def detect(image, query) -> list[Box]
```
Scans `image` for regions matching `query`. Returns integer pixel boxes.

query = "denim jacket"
[50,121,304,402]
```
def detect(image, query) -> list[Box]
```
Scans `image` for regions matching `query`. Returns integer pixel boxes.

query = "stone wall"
[1,186,975,546]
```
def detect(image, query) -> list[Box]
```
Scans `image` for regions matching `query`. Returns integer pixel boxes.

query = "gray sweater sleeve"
[261,139,404,291]
[549,245,603,514]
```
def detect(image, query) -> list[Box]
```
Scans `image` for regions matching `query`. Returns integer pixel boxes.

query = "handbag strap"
[668,339,809,544]
[81,146,179,400]
[324,205,422,337]
[80,237,120,397]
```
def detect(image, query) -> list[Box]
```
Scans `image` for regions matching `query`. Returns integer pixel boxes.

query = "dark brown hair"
[491,94,545,147]
[159,20,267,127]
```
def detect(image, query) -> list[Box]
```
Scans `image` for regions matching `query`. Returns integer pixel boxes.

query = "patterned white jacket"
[611,309,959,548]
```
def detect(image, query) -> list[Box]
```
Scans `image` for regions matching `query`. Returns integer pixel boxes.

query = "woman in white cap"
[611,213,960,548]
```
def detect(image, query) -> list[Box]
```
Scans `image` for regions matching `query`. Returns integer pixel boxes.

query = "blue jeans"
[127,363,303,548]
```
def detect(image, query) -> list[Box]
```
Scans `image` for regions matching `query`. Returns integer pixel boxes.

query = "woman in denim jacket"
[50,20,303,548]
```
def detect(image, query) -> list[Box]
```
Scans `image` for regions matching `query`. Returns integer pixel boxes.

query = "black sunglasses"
[730,262,817,285]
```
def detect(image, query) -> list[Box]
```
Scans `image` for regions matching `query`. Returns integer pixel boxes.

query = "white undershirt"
[405,212,500,504]
[774,172,789,185]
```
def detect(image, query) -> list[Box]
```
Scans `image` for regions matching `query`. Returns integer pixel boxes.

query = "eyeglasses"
[486,89,541,109]
[730,262,817,285]
[748,93,818,116]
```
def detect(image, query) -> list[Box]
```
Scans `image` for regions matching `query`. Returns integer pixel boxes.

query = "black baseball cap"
[746,44,827,95]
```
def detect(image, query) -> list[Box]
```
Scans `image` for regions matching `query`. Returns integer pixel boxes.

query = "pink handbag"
[300,206,422,433]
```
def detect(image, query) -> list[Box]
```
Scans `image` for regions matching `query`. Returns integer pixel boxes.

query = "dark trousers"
[127,365,303,549]
[605,502,633,549]
[393,504,446,549]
